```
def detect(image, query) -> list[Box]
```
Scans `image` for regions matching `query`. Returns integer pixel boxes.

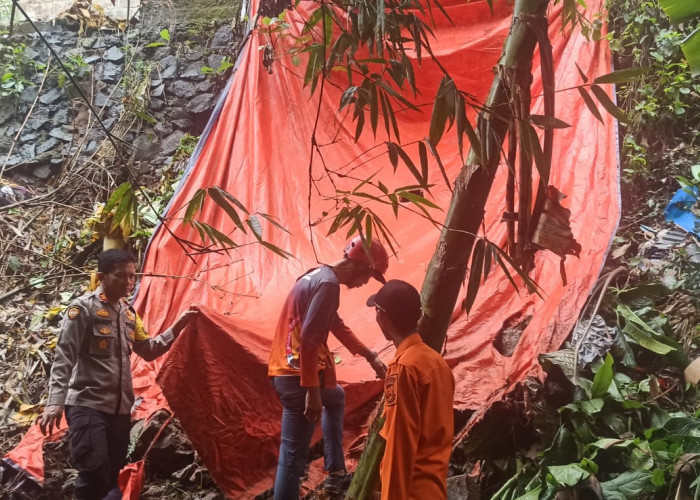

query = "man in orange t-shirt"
[268,237,389,500]
[367,280,455,500]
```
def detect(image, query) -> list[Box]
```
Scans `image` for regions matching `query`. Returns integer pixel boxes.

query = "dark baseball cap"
[366,280,422,332]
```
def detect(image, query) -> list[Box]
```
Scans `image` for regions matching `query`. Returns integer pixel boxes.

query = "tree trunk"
[345,0,550,497]
[419,0,550,352]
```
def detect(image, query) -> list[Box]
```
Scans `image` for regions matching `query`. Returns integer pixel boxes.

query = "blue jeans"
[272,376,345,500]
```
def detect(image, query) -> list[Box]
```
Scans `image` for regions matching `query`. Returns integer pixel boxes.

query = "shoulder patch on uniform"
[67,307,80,320]
[385,374,398,406]
[96,308,110,318]
[99,293,108,302]
[126,309,135,321]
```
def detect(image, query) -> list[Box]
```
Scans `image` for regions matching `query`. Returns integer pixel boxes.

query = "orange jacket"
[379,333,455,499]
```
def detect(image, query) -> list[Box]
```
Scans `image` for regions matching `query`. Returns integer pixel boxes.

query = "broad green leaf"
[579,398,604,414]
[681,27,700,77]
[657,0,700,24]
[588,438,634,449]
[548,464,589,487]
[578,87,603,123]
[617,305,675,354]
[600,470,651,499]
[464,239,484,314]
[591,353,613,398]
[103,182,132,214]
[513,487,542,500]
[591,84,628,123]
[593,67,650,84]
[160,28,170,41]
[650,469,665,487]
[539,349,576,382]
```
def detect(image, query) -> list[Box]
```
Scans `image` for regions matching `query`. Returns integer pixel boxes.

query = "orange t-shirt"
[379,333,455,499]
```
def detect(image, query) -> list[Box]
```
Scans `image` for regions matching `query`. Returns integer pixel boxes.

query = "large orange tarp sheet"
[134,0,618,496]
[5,0,619,497]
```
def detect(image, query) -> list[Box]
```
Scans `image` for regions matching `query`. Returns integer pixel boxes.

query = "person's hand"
[304,387,322,422]
[172,309,198,337]
[368,354,387,379]
[39,405,63,436]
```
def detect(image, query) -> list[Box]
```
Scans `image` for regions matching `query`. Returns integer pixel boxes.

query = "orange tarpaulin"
[5,0,619,497]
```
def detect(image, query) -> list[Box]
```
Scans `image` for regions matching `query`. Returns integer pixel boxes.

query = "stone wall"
[0,0,140,25]
[0,12,237,191]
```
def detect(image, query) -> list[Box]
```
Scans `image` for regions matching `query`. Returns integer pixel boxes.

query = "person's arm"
[380,365,420,500]
[40,303,88,435]
[132,309,196,361]
[330,315,387,379]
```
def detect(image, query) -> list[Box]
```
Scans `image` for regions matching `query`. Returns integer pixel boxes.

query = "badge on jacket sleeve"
[99,293,108,302]
[96,309,110,318]
[385,374,398,406]
[126,309,135,321]
[67,307,80,320]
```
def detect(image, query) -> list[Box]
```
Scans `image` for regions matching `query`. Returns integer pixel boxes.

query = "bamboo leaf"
[365,213,373,244]
[387,142,400,171]
[425,139,452,192]
[184,188,206,222]
[529,114,572,129]
[575,62,588,84]
[211,186,249,214]
[328,206,349,235]
[340,86,359,110]
[578,87,604,123]
[204,223,236,248]
[464,239,485,314]
[208,187,247,233]
[429,76,451,146]
[397,190,441,209]
[247,215,263,240]
[260,241,293,259]
[396,145,426,187]
[259,213,291,234]
[483,241,493,279]
[418,141,429,186]
[520,122,549,187]
[370,82,379,136]
[593,67,650,84]
[323,9,333,50]
[591,84,628,123]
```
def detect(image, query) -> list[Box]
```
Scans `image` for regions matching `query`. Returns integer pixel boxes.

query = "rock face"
[0,13,239,182]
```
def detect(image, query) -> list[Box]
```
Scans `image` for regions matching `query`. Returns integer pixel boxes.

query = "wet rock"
[150,99,165,111]
[39,88,63,105]
[154,122,173,138]
[94,93,110,108]
[97,63,122,83]
[37,138,60,155]
[172,118,193,130]
[159,55,178,79]
[187,93,215,114]
[49,127,74,142]
[211,26,232,48]
[104,46,124,63]
[186,50,205,62]
[196,80,215,94]
[180,62,206,80]
[32,164,52,180]
[53,108,69,124]
[206,53,226,71]
[19,86,39,105]
[84,54,101,65]
[151,83,165,97]
[171,108,189,120]
[171,80,198,99]
[161,130,186,156]
[132,134,160,161]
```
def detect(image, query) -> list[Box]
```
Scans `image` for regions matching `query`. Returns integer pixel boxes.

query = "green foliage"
[145,28,171,48]
[173,133,200,161]
[0,41,36,97]
[606,0,700,178]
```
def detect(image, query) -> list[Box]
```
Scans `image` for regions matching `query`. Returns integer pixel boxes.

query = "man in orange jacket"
[268,237,389,499]
[367,280,455,499]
